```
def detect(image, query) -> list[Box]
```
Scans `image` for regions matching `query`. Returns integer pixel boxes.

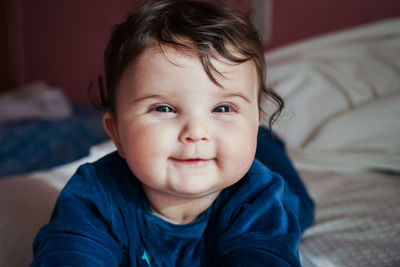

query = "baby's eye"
[212,105,232,113]
[154,105,175,113]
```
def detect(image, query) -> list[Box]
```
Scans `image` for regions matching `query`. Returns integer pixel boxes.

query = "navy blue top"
[31,127,314,266]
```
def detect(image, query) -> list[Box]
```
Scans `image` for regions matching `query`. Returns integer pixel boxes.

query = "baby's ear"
[103,112,126,158]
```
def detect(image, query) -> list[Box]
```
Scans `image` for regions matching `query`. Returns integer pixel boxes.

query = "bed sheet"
[299,170,400,266]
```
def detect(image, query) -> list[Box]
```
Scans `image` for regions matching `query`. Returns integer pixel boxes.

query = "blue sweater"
[32,127,314,266]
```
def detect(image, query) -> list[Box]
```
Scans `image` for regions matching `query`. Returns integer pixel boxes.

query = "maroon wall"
[14,0,400,103]
[15,0,147,102]
[270,0,400,49]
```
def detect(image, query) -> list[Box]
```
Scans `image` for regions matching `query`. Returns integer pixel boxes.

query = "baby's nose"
[179,118,210,143]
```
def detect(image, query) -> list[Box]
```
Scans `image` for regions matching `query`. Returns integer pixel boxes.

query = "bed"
[1,18,399,266]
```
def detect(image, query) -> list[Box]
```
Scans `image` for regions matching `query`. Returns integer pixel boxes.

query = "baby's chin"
[168,173,246,198]
[158,184,224,200]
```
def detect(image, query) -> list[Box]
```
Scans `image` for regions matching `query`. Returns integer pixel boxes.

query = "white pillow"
[262,18,400,172]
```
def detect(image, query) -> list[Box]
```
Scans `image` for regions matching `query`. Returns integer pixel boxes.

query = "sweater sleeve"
[256,126,315,232]
[31,164,124,267]
[220,248,293,267]
[209,160,302,267]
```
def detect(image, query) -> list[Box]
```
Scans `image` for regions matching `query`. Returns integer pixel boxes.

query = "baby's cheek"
[128,125,166,154]
[220,132,257,176]
[129,124,175,157]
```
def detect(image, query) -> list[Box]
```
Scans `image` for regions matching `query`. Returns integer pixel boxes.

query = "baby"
[31,0,314,266]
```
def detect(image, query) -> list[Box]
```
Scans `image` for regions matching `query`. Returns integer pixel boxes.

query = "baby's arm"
[256,126,314,232]
[219,245,298,267]
[31,165,124,266]
[207,160,302,266]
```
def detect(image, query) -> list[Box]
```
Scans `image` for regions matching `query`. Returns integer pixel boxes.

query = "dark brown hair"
[92,0,283,127]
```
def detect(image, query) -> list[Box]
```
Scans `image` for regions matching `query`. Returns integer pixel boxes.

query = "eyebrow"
[130,94,167,105]
[220,92,252,103]
[130,92,252,105]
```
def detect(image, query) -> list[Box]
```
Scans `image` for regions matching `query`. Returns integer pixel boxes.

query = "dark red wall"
[13,0,400,103]
[15,0,148,102]
[270,0,400,48]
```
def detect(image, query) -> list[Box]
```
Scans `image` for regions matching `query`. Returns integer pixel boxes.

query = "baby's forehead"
[134,44,258,82]
[120,45,259,101]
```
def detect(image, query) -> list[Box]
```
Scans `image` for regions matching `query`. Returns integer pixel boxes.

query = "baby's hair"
[92,0,283,128]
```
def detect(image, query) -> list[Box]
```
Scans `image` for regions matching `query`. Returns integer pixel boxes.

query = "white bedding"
[299,170,400,266]
[1,18,400,267]
[265,18,400,173]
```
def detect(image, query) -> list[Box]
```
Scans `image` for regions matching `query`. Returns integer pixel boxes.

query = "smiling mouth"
[170,158,214,166]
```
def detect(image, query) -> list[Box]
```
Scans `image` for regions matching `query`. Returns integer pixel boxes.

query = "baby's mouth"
[170,157,215,166]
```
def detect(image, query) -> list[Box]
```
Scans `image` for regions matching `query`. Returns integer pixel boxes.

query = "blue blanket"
[0,105,109,177]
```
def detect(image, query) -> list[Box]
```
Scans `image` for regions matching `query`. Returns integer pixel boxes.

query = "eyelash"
[152,105,176,113]
[212,104,237,113]
[149,103,237,113]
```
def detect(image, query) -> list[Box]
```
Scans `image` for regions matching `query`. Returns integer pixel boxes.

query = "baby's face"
[104,46,261,200]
